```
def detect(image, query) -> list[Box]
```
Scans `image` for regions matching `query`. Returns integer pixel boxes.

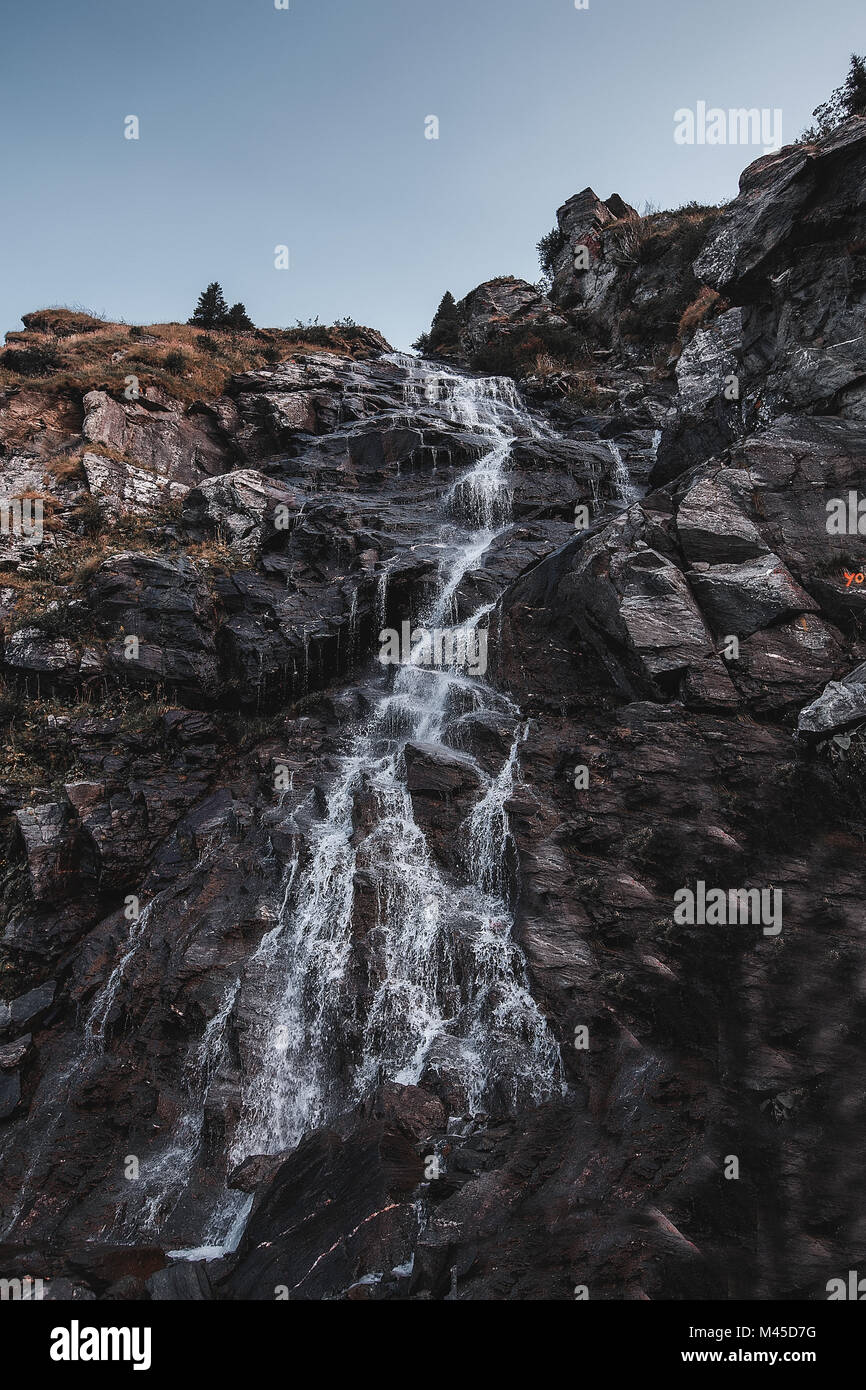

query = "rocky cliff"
[0,118,865,1301]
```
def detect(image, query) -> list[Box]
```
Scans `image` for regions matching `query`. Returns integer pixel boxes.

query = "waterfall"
[22,357,564,1255]
[220,361,562,1192]
[606,439,639,506]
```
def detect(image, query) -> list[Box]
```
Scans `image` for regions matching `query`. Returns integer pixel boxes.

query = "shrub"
[537,227,566,281]
[2,342,61,376]
[606,217,644,267]
[622,287,697,349]
[283,320,333,347]
[163,350,187,376]
[470,321,590,377]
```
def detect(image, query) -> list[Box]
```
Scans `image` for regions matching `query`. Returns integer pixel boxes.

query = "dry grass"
[2,502,183,627]
[604,203,722,270]
[20,307,106,337]
[3,494,251,632]
[677,286,726,342]
[185,537,246,573]
[1,316,384,405]
[45,450,87,484]
[0,679,184,790]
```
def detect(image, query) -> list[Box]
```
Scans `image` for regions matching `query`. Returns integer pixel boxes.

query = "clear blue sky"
[0,0,862,350]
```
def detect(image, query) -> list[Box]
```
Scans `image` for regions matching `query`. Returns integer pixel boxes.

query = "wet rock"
[146,1262,214,1300]
[674,308,742,416]
[403,740,485,867]
[182,469,301,558]
[733,616,846,713]
[403,740,483,798]
[0,1071,21,1118]
[227,1152,289,1193]
[695,118,866,422]
[675,471,767,565]
[3,627,79,678]
[223,1088,437,1300]
[41,1279,97,1300]
[101,1274,151,1300]
[90,552,220,698]
[1,981,56,1033]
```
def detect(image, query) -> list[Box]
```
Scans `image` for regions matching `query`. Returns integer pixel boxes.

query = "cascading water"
[195,357,562,1248]
[193,358,562,1246]
[15,357,565,1255]
[606,438,639,506]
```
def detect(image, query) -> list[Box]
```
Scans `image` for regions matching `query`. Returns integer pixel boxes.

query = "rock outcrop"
[1,119,866,1303]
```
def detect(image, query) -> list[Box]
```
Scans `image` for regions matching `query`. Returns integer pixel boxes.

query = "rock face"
[654,114,866,486]
[82,389,236,486]
[1,122,866,1303]
[695,120,866,427]
[449,277,572,367]
[545,186,719,363]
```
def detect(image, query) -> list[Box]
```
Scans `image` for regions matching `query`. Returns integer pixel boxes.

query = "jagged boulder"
[182,469,302,559]
[448,277,571,368]
[89,552,221,697]
[797,662,866,738]
[695,117,866,423]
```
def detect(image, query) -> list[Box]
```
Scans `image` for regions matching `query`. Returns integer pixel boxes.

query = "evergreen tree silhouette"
[802,54,866,141]
[225,302,255,331]
[189,282,230,329]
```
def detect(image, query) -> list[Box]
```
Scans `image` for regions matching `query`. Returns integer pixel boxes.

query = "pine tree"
[188,282,230,329]
[801,54,866,141]
[413,291,462,357]
[225,302,255,332]
[537,227,565,286]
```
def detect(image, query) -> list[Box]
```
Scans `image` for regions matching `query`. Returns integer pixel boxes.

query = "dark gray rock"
[146,1262,214,1301]
[695,118,866,423]
[5,981,55,1032]
[0,1035,31,1069]
[0,1071,21,1119]
[687,553,819,637]
[797,662,866,737]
